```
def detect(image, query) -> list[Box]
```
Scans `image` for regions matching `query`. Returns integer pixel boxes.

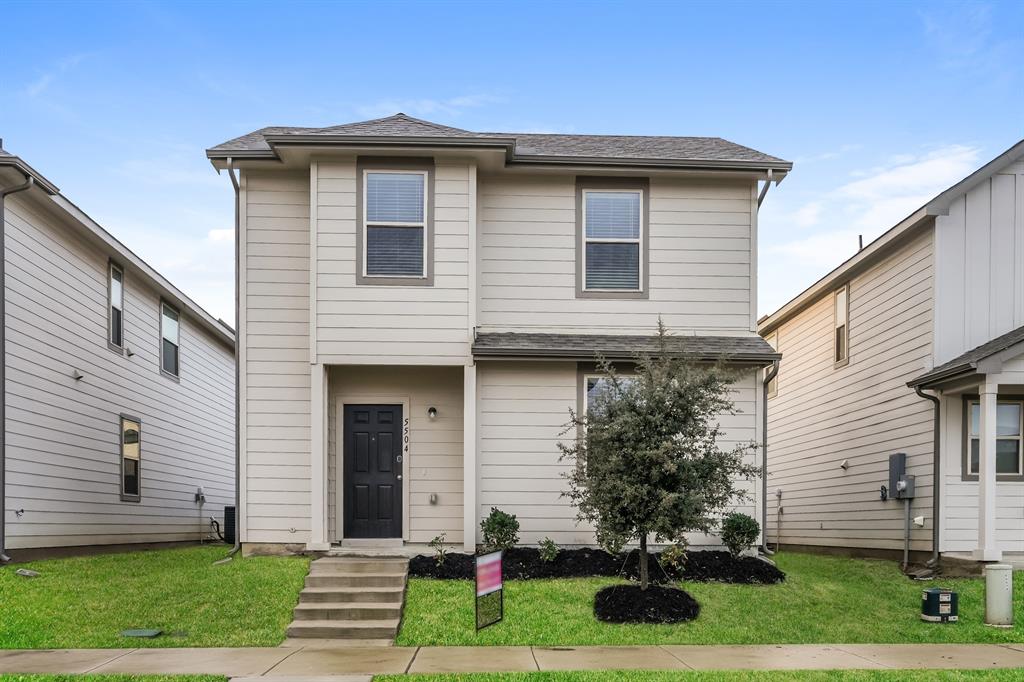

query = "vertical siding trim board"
[308,363,329,549]
[237,170,248,544]
[749,181,758,332]
[468,162,478,342]
[574,177,650,300]
[354,157,435,286]
[463,364,477,552]
[309,161,318,364]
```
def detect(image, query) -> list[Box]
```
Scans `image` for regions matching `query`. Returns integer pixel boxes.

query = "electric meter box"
[921,587,958,623]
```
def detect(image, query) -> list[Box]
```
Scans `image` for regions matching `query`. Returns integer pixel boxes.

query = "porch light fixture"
[427,407,438,420]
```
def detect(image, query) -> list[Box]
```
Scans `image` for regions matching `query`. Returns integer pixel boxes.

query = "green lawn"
[396,552,1024,646]
[0,546,309,648]
[377,673,1024,682]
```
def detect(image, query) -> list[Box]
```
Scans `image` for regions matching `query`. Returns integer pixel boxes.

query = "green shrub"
[659,540,688,570]
[428,532,448,565]
[481,507,519,550]
[720,512,760,557]
[538,536,559,562]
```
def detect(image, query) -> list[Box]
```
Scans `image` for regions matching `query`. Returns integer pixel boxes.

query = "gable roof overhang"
[757,138,1024,337]
[908,324,1024,390]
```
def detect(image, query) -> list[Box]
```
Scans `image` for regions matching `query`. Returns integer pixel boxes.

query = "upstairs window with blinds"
[583,190,643,291]
[160,302,180,378]
[109,262,124,349]
[363,171,427,278]
[834,284,850,367]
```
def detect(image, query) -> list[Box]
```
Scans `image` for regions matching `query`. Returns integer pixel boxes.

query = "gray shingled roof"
[473,332,780,365]
[208,113,789,168]
[909,324,1024,388]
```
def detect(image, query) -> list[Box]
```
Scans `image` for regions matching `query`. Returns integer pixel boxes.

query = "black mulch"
[593,584,700,623]
[408,547,784,584]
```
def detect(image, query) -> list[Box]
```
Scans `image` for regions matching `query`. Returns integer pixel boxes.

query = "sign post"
[475,550,503,630]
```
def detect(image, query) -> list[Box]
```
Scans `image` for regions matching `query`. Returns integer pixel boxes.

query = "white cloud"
[208,228,234,242]
[355,93,506,119]
[792,201,823,228]
[25,53,90,98]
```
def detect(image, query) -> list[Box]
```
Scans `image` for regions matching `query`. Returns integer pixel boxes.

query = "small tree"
[559,321,759,590]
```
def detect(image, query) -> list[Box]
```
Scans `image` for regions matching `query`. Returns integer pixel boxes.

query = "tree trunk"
[639,533,649,591]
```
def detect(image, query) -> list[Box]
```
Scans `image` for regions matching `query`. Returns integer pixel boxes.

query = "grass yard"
[377,672,1024,682]
[0,546,308,648]
[396,552,1024,646]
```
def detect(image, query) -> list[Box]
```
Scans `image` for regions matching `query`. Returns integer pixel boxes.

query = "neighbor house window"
[160,302,180,378]
[834,284,849,366]
[765,331,779,397]
[120,416,141,501]
[965,398,1024,478]
[582,190,643,292]
[363,170,428,278]
[108,262,124,349]
[584,374,636,416]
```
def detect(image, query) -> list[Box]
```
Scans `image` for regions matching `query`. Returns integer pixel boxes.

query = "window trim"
[107,260,125,354]
[765,330,779,398]
[355,157,435,286]
[833,283,850,368]
[577,362,638,418]
[575,177,649,299]
[159,299,181,382]
[119,413,142,502]
[961,395,1024,482]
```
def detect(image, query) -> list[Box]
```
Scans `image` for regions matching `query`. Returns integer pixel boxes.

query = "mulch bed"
[409,547,784,584]
[593,584,700,623]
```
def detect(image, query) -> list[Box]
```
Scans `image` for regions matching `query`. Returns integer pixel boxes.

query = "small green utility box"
[921,588,958,623]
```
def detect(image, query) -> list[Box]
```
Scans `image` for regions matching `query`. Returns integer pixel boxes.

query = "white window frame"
[581,189,644,293]
[834,284,850,367]
[966,398,1024,478]
[108,261,124,351]
[361,169,429,279]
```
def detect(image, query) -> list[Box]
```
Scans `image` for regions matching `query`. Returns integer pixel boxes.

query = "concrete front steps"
[285,556,409,645]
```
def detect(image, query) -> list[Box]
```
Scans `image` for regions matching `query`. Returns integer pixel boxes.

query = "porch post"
[463,363,477,553]
[307,363,330,551]
[974,377,1001,562]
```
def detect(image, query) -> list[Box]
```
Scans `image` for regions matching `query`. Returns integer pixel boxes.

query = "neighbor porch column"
[307,362,330,551]
[974,376,1001,562]
[463,363,477,553]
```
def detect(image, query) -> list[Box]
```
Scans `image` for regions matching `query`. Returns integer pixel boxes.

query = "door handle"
[396,474,403,480]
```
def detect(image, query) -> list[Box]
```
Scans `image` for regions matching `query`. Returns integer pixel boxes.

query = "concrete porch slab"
[409,646,538,673]
[662,644,885,670]
[265,646,415,675]
[91,647,294,676]
[835,644,1024,669]
[0,649,134,673]
[533,645,688,671]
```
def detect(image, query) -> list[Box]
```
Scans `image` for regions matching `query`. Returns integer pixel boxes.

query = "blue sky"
[2,0,1022,323]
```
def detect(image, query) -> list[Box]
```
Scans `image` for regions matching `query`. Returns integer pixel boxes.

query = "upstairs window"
[160,302,180,378]
[109,262,124,349]
[966,399,1023,478]
[120,416,141,501]
[834,284,849,367]
[582,190,643,291]
[363,170,428,278]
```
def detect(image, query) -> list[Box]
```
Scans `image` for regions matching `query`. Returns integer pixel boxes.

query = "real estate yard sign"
[475,550,503,630]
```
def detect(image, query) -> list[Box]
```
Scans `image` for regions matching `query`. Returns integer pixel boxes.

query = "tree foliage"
[558,321,759,589]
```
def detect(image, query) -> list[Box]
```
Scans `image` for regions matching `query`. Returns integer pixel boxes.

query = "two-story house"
[758,140,1024,566]
[1,145,236,560]
[207,114,788,554]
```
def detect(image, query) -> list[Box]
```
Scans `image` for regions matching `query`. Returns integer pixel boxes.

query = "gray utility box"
[921,588,958,623]
[889,453,916,499]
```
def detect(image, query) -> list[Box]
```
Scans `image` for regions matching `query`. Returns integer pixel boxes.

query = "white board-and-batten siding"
[766,229,935,552]
[477,174,756,335]
[4,192,235,549]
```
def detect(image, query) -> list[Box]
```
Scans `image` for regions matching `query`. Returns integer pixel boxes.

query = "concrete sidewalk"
[1,643,1024,677]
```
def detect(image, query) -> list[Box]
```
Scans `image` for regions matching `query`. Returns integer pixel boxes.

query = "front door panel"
[344,404,403,538]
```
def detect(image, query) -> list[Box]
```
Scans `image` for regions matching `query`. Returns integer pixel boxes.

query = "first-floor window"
[160,302,180,377]
[585,374,636,416]
[967,398,1023,477]
[121,416,141,501]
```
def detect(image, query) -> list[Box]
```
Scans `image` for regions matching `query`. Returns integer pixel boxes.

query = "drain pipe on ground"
[760,359,780,555]
[0,172,35,564]
[915,386,941,568]
[217,157,242,560]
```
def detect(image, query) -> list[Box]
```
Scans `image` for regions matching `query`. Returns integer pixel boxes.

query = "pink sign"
[476,551,503,596]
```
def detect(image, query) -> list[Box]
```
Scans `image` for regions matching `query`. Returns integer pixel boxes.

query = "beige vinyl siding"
[477,361,758,547]
[314,158,470,364]
[766,229,935,552]
[478,175,754,335]
[934,161,1024,366]
[4,192,234,549]
[244,170,312,544]
[327,365,463,544]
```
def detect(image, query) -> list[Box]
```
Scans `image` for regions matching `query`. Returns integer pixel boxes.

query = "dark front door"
[343,404,403,538]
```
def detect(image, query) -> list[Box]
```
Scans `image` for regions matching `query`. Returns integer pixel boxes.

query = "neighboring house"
[0,146,236,559]
[206,113,788,554]
[758,141,1024,564]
